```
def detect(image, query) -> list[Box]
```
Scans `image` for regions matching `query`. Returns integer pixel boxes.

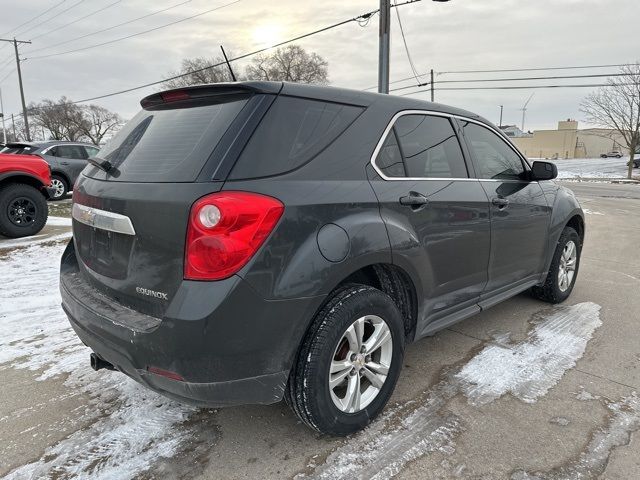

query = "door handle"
[399,192,429,209]
[492,197,510,208]
[60,161,70,165]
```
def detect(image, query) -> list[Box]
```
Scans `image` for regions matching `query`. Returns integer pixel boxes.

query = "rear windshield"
[87,98,249,182]
[229,96,364,179]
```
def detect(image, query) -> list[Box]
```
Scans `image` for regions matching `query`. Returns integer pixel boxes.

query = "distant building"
[499,125,530,138]
[512,119,626,159]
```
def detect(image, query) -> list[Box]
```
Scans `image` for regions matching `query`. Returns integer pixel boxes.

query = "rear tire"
[286,284,405,436]
[50,175,68,200]
[531,227,581,304]
[0,183,48,238]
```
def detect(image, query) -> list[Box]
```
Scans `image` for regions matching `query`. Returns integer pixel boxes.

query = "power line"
[389,72,629,93]
[14,0,88,38]
[26,0,239,60]
[400,82,637,96]
[393,0,422,84]
[25,0,194,55]
[365,62,639,91]
[29,0,124,42]
[0,0,67,37]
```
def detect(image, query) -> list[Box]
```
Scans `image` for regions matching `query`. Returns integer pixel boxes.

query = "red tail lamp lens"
[184,191,284,280]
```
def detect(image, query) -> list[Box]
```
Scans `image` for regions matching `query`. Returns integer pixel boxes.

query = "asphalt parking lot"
[1,182,639,480]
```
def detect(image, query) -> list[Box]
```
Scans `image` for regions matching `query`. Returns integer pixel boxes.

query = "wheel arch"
[50,170,71,187]
[332,263,419,343]
[0,173,47,193]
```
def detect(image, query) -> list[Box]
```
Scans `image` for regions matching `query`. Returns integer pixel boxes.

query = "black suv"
[60,82,584,435]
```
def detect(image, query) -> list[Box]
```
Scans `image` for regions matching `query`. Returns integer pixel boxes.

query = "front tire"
[531,226,581,303]
[286,284,405,436]
[0,183,49,238]
[50,175,68,200]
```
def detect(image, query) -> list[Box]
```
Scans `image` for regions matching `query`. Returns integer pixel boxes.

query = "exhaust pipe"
[90,353,116,371]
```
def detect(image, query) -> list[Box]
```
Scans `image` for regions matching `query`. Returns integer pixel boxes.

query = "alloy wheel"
[558,240,577,292]
[329,315,393,413]
[51,179,66,199]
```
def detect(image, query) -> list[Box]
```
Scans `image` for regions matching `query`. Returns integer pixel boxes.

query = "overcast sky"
[0,0,639,131]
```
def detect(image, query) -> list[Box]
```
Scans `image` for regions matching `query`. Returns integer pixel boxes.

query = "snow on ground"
[548,157,633,180]
[304,302,603,480]
[0,242,195,480]
[455,302,601,405]
[46,216,73,227]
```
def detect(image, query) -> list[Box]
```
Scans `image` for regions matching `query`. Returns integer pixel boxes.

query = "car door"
[368,112,491,329]
[457,119,551,301]
[52,144,89,186]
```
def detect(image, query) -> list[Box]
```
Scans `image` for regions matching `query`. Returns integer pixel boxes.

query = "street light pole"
[378,0,451,95]
[378,0,391,94]
[499,105,503,128]
[0,37,32,141]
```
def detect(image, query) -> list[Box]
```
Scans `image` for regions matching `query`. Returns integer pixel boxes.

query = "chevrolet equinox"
[61,82,584,435]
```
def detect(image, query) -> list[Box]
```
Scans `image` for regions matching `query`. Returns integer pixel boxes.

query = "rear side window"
[88,98,249,182]
[229,96,363,179]
[374,114,468,179]
[55,145,88,159]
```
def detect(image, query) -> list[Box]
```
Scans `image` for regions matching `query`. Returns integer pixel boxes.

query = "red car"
[0,152,55,238]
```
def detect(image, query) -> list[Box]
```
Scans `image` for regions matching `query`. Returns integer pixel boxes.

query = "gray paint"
[60,81,584,408]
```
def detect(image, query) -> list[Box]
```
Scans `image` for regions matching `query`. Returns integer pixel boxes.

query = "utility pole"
[11,113,16,139]
[378,0,391,94]
[499,105,503,128]
[430,69,435,102]
[520,93,535,132]
[0,37,31,141]
[0,87,6,144]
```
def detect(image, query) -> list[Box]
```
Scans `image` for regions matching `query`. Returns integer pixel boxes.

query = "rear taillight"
[184,191,284,281]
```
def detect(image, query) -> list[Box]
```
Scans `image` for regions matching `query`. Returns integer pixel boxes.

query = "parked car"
[600,150,623,158]
[0,152,54,237]
[2,141,100,199]
[60,82,584,436]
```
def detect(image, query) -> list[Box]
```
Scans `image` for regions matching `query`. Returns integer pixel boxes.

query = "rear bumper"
[60,241,323,407]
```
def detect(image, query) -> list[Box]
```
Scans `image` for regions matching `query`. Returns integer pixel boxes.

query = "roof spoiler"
[140,82,283,109]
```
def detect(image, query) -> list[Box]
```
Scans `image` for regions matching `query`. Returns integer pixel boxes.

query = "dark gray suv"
[2,141,100,199]
[60,82,584,435]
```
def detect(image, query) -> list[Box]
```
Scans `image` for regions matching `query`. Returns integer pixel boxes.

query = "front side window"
[374,114,468,179]
[461,122,526,181]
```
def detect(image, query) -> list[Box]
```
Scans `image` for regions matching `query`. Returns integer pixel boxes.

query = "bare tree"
[74,104,123,146]
[581,63,640,179]
[245,45,329,84]
[162,56,237,89]
[29,97,86,141]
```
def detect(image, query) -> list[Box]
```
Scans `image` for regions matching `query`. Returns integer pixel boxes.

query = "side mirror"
[530,160,557,181]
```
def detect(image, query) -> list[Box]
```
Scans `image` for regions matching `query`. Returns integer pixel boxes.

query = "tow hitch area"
[90,352,116,371]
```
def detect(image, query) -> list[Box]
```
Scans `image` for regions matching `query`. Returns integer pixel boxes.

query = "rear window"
[229,96,363,179]
[88,98,249,182]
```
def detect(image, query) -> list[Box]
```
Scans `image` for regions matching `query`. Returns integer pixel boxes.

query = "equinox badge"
[135,287,168,300]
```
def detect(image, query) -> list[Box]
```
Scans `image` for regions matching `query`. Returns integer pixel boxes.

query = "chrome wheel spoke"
[344,324,360,353]
[344,373,361,412]
[329,365,353,389]
[365,361,389,376]
[362,366,385,389]
[364,325,391,355]
[330,359,352,374]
